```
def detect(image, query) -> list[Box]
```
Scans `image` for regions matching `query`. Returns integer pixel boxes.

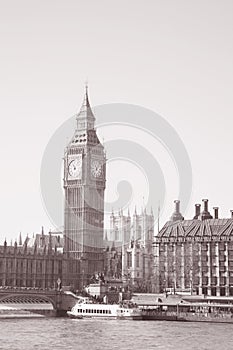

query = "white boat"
[67,299,142,320]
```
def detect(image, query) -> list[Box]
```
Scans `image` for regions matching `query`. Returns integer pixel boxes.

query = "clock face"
[91,160,102,178]
[68,157,82,178]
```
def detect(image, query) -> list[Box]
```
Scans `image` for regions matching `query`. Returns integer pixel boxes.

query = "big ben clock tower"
[63,86,106,281]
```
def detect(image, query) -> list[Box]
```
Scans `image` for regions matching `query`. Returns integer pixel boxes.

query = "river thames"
[0,318,232,350]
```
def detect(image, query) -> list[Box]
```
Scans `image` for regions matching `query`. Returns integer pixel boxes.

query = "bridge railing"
[0,287,61,294]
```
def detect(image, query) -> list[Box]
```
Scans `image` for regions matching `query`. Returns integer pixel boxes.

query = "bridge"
[0,288,79,316]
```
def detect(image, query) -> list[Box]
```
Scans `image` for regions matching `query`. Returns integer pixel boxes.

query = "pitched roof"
[157,219,233,241]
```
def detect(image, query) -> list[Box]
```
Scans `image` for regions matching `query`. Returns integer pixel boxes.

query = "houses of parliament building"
[1,88,233,297]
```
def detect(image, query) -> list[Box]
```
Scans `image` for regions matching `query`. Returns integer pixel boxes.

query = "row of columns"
[155,240,233,296]
[0,256,61,289]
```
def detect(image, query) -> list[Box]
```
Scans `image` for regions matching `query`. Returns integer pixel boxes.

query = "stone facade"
[105,208,154,292]
[153,199,233,296]
[0,240,63,289]
[0,231,82,290]
[63,87,106,280]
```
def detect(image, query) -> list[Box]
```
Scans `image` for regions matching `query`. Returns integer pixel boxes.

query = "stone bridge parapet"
[0,288,79,314]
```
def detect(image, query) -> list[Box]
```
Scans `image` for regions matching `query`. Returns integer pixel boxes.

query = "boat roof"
[142,302,233,308]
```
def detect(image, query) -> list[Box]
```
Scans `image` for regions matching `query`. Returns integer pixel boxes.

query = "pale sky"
[0,0,233,241]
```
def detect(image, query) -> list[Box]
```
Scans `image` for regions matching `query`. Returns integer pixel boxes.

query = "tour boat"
[67,300,142,320]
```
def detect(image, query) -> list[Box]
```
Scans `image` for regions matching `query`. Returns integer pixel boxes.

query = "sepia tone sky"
[0,0,233,240]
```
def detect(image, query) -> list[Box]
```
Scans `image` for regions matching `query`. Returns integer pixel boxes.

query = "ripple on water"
[0,318,232,350]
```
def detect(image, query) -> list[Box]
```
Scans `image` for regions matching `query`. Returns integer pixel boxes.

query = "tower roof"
[69,85,103,148]
[76,85,95,127]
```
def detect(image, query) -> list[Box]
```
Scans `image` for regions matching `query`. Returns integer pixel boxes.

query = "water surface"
[0,318,232,350]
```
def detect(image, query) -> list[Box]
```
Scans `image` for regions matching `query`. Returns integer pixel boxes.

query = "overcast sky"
[0,0,233,241]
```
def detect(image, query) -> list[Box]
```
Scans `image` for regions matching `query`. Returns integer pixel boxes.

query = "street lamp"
[80,256,86,290]
[57,278,61,291]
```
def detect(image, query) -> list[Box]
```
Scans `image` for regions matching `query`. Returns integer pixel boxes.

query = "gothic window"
[127,252,132,268]
[138,225,142,240]
[136,252,140,268]
[115,228,119,241]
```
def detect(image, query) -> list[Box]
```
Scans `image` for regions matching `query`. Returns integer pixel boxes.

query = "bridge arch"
[0,293,57,309]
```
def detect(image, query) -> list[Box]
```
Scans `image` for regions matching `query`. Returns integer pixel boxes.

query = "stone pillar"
[189,242,194,293]
[198,242,203,295]
[42,259,46,289]
[22,258,27,287]
[172,243,176,291]
[47,259,52,289]
[54,258,59,288]
[12,257,17,287]
[61,257,68,287]
[2,257,6,287]
[164,243,168,289]
[215,242,220,296]
[207,242,212,296]
[131,247,136,284]
[121,245,126,280]
[180,243,186,289]
[32,259,37,288]
[152,241,160,293]
[225,242,229,297]
[139,250,144,283]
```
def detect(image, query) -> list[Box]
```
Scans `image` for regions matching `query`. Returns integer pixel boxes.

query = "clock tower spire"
[76,83,96,131]
[63,86,106,287]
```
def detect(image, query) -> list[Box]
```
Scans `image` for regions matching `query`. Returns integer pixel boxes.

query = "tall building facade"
[105,208,154,292]
[63,87,106,280]
[153,199,233,296]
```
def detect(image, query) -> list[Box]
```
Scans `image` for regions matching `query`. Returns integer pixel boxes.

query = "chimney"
[199,199,213,220]
[203,199,209,212]
[213,207,219,219]
[175,200,180,213]
[170,200,184,222]
[193,204,201,219]
[230,210,233,219]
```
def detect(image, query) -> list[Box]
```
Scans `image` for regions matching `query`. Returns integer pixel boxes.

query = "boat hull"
[67,311,83,319]
[141,306,233,323]
[117,315,142,320]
